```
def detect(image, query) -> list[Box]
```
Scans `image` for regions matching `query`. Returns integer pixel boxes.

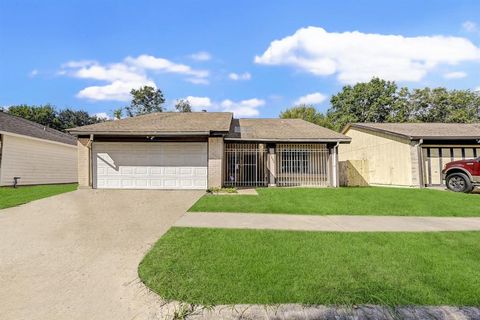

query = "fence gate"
[224,143,268,187]
[276,144,329,187]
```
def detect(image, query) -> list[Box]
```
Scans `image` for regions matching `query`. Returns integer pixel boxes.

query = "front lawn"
[139,227,480,306]
[189,187,480,216]
[0,183,77,209]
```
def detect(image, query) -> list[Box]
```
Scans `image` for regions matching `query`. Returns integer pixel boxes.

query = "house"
[67,112,350,190]
[0,111,78,186]
[339,122,480,187]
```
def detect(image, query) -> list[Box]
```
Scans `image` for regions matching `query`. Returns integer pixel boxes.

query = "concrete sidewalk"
[175,212,480,232]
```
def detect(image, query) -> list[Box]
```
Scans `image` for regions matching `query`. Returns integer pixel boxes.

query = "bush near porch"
[189,187,480,216]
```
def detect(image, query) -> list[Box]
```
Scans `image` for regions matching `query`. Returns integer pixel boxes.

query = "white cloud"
[475,86,480,92]
[62,55,209,101]
[185,77,209,85]
[228,72,252,81]
[190,51,212,61]
[462,21,478,33]
[443,71,467,79]
[220,98,265,117]
[77,80,156,101]
[94,112,111,120]
[255,26,480,84]
[126,55,208,78]
[29,69,38,77]
[294,92,327,105]
[179,96,264,117]
[184,96,212,111]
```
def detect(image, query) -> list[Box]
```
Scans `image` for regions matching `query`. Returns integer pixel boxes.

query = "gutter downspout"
[87,134,94,187]
[415,139,424,188]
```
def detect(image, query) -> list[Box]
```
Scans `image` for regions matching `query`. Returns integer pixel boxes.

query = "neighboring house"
[339,123,480,187]
[67,112,350,190]
[0,111,78,186]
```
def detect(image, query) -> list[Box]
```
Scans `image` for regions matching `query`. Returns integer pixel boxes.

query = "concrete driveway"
[0,189,203,320]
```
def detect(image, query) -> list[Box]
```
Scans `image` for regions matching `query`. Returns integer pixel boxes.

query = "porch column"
[328,144,339,187]
[208,137,224,188]
[268,147,276,187]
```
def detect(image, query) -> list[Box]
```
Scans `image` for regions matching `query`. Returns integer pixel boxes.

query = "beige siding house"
[0,112,77,186]
[339,123,480,187]
[68,112,350,190]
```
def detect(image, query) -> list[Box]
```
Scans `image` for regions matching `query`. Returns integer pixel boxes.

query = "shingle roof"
[68,112,233,135]
[0,111,76,145]
[344,122,480,140]
[226,118,351,142]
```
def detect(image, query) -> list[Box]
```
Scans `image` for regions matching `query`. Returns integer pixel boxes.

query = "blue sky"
[1,0,480,118]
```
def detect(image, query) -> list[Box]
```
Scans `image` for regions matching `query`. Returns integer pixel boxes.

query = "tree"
[174,99,192,112]
[112,108,123,120]
[7,104,104,131]
[8,104,59,129]
[56,108,104,131]
[279,104,333,128]
[124,86,165,117]
[328,78,401,131]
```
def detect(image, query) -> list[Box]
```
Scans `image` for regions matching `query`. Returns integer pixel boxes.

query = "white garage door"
[93,142,207,189]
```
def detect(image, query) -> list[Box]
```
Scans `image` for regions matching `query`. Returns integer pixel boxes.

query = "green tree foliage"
[125,86,165,117]
[8,104,59,128]
[175,99,192,112]
[280,78,480,131]
[7,104,104,132]
[112,108,123,120]
[280,104,332,129]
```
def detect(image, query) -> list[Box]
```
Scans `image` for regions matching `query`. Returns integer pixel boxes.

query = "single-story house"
[0,111,78,186]
[339,122,480,187]
[67,112,350,190]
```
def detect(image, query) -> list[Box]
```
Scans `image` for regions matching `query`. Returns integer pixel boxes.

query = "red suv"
[442,158,480,193]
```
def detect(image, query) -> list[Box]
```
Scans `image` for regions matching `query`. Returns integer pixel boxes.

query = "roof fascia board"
[224,137,351,143]
[0,130,77,148]
[68,131,212,136]
[347,125,413,140]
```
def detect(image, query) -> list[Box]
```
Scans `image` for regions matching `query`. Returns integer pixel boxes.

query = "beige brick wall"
[77,138,90,188]
[208,137,224,188]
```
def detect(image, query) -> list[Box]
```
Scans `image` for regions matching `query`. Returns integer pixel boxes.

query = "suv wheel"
[446,172,473,193]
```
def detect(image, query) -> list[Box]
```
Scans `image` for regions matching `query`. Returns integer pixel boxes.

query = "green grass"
[0,183,77,209]
[139,227,480,306]
[189,187,480,216]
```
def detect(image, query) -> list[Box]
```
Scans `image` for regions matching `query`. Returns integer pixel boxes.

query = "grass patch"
[189,187,480,216]
[139,227,480,306]
[0,183,77,209]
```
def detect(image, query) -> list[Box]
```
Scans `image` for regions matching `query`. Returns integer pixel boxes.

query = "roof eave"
[67,130,227,136]
[224,137,351,143]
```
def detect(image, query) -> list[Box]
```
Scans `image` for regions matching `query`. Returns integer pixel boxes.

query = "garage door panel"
[93,142,208,190]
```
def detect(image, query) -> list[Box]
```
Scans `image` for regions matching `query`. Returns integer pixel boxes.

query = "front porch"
[223,142,339,188]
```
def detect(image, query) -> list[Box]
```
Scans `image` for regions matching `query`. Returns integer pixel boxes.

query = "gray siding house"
[0,111,78,186]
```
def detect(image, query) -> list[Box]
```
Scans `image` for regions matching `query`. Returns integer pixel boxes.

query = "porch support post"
[268,147,276,187]
[328,143,339,187]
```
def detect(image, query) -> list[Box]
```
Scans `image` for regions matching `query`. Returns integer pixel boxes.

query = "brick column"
[208,137,224,188]
[77,138,91,188]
